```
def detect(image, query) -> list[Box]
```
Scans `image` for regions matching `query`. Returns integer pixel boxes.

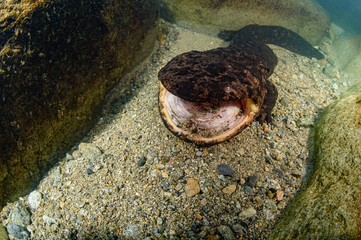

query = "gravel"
[0,21,352,239]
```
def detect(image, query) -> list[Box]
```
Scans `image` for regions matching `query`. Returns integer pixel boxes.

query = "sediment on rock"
[0,0,159,208]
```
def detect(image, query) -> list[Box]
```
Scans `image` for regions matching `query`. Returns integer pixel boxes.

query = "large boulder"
[0,0,158,207]
[160,0,330,45]
[328,35,361,84]
[270,82,361,239]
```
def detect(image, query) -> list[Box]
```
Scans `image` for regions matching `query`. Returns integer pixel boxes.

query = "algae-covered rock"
[328,35,361,83]
[160,0,329,45]
[0,0,158,207]
[0,223,9,240]
[270,82,361,239]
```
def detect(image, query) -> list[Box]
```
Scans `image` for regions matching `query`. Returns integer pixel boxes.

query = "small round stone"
[28,191,42,210]
[222,184,237,194]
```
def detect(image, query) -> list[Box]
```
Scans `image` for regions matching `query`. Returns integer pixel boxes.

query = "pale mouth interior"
[165,93,245,134]
[159,83,259,145]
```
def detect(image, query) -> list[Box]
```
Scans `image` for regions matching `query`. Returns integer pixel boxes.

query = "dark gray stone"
[246,174,260,187]
[273,168,284,178]
[86,168,95,175]
[137,157,147,166]
[216,164,235,177]
[243,186,254,195]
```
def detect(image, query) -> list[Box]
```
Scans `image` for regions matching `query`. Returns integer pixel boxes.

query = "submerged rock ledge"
[160,0,329,45]
[0,0,158,207]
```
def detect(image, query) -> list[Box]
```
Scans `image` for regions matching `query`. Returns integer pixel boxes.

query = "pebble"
[156,163,165,170]
[273,168,284,178]
[231,224,245,234]
[65,153,74,161]
[276,189,284,201]
[52,167,61,185]
[279,97,289,106]
[157,217,163,225]
[175,183,183,191]
[267,190,275,199]
[43,215,56,225]
[207,235,218,240]
[163,192,172,198]
[137,156,147,166]
[7,224,30,239]
[246,174,260,188]
[86,168,95,175]
[217,225,235,240]
[216,164,235,177]
[160,180,170,190]
[161,170,169,179]
[277,200,287,209]
[243,186,254,195]
[169,229,176,236]
[296,117,314,127]
[185,178,200,197]
[323,65,337,78]
[123,224,141,238]
[77,143,102,161]
[11,203,31,227]
[28,190,42,210]
[239,207,257,219]
[222,184,237,194]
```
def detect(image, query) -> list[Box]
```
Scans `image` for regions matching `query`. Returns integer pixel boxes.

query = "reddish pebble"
[276,189,284,201]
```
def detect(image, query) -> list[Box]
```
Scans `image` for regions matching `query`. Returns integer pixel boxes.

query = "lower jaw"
[158,83,260,146]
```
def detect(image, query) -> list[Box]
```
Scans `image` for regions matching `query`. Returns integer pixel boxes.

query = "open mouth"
[159,83,259,146]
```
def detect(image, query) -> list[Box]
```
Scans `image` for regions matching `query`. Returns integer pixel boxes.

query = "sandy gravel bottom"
[0,22,353,239]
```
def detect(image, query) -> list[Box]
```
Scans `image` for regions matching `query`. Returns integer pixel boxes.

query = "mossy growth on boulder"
[270,82,361,239]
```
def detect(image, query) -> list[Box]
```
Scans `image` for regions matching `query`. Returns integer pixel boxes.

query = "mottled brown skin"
[159,47,278,123]
[158,25,323,144]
